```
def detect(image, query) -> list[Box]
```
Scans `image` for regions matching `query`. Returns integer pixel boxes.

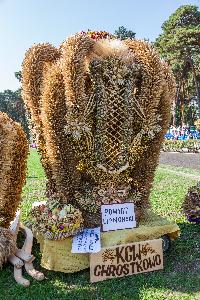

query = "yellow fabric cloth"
[35,211,180,273]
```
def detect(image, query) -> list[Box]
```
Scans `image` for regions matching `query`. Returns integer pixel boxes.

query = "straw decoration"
[22,32,175,232]
[0,112,28,228]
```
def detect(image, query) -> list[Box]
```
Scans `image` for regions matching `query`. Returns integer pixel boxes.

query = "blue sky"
[0,0,199,91]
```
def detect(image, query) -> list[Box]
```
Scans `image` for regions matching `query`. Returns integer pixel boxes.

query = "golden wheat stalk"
[0,112,28,228]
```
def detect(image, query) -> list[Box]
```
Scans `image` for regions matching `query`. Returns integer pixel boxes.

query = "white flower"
[59,209,66,218]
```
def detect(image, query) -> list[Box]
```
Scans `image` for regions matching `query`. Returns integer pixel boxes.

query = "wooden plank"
[90,239,163,283]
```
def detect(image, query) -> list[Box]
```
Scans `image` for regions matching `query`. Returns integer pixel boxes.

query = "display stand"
[34,211,180,273]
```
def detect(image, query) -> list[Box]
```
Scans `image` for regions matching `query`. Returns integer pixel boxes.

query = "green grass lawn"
[0,150,199,300]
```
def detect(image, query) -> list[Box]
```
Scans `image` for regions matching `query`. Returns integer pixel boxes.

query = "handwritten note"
[101,203,136,232]
[71,227,101,253]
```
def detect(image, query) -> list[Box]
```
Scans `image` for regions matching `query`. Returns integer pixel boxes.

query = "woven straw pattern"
[22,34,176,229]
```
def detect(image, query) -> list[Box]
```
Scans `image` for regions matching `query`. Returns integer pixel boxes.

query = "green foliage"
[162,139,200,152]
[155,5,200,72]
[0,71,29,137]
[155,5,200,125]
[0,89,29,137]
[176,100,198,126]
[15,71,22,82]
[114,26,135,40]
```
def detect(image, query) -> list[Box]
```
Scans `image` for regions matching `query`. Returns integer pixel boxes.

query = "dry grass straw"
[22,34,176,227]
[0,227,16,268]
[183,184,200,219]
[0,112,28,228]
[0,112,27,267]
[22,44,60,197]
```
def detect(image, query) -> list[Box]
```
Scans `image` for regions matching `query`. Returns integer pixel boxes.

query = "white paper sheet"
[71,227,101,253]
[101,203,136,231]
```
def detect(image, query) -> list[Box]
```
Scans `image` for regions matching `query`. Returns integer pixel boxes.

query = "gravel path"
[159,152,200,170]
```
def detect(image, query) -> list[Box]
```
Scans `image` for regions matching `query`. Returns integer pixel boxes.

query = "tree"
[14,71,22,82]
[0,89,29,137]
[0,71,29,137]
[114,26,135,40]
[155,5,200,126]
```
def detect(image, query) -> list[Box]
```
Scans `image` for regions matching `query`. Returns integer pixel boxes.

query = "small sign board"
[71,227,101,253]
[90,239,163,283]
[101,203,136,232]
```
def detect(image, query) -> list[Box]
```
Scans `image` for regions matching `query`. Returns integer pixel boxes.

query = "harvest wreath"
[26,202,84,240]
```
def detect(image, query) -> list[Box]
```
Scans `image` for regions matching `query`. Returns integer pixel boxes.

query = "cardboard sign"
[90,239,163,282]
[101,203,136,231]
[71,227,101,253]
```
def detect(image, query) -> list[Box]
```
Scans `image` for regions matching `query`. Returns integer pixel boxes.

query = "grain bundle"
[0,112,28,267]
[0,112,28,228]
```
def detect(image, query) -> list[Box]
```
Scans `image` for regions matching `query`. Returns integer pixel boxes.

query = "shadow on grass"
[0,222,199,300]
